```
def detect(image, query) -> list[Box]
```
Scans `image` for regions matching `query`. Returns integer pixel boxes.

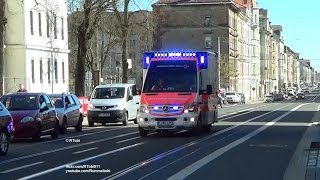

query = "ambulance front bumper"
[137,112,199,131]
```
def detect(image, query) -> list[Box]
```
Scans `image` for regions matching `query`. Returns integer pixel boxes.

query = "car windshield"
[49,96,64,108]
[0,95,38,110]
[142,60,197,93]
[91,87,125,99]
[226,92,236,96]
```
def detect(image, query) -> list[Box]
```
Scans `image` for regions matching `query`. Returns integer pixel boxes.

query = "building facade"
[4,0,69,93]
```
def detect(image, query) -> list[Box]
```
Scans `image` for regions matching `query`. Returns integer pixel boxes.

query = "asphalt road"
[1,95,320,180]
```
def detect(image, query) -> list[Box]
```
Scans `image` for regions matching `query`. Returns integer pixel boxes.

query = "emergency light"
[143,51,209,69]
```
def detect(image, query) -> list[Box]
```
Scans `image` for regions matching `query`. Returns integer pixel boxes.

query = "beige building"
[4,0,69,93]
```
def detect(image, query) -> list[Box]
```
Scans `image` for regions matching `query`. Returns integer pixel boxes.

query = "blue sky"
[133,0,320,71]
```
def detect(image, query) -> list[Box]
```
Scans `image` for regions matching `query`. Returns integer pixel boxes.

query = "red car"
[0,93,59,140]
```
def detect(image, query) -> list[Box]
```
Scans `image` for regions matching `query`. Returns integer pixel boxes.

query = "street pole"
[218,36,220,89]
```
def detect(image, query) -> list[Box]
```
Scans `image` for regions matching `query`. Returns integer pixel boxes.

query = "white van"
[87,84,139,127]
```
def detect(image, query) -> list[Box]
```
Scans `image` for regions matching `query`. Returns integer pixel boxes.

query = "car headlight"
[88,103,94,108]
[115,103,125,109]
[139,104,149,113]
[21,116,35,123]
[184,103,197,113]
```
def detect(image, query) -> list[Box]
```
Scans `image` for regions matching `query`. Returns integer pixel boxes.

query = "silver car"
[49,93,83,134]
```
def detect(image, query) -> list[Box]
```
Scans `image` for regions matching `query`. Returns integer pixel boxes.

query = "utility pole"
[0,0,6,95]
[217,36,220,89]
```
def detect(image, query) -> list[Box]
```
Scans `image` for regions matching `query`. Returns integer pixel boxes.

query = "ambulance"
[137,51,219,137]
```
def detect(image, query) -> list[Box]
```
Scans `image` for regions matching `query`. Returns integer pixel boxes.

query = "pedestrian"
[17,84,27,92]
[217,90,223,108]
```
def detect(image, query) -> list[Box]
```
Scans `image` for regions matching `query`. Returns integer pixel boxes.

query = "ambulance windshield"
[143,60,197,93]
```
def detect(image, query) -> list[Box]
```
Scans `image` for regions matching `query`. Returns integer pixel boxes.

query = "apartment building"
[4,0,69,93]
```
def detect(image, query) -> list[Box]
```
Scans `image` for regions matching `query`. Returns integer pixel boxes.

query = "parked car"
[0,93,59,140]
[264,94,274,102]
[237,93,246,104]
[296,93,305,100]
[49,93,83,134]
[87,84,140,127]
[225,92,241,103]
[0,102,14,156]
[274,93,284,101]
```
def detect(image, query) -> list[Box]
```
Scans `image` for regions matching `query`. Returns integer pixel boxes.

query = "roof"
[153,0,232,5]
[3,92,44,96]
[95,83,135,88]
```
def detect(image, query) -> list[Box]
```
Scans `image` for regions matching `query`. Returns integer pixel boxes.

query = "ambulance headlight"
[139,104,149,113]
[185,103,196,113]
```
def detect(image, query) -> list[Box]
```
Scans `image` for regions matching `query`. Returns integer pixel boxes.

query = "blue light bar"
[143,51,209,69]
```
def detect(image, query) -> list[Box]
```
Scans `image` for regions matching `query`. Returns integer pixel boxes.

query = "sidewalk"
[284,106,320,180]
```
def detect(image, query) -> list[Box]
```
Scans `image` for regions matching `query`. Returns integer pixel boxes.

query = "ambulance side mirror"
[200,85,213,95]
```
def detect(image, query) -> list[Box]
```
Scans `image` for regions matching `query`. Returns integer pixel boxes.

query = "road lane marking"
[116,137,140,144]
[18,143,144,180]
[0,161,44,173]
[102,103,294,180]
[219,108,255,118]
[218,121,312,127]
[266,122,275,126]
[0,131,138,165]
[72,147,98,155]
[10,128,118,150]
[167,103,305,180]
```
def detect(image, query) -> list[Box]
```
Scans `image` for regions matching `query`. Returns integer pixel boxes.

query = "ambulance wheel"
[191,115,203,136]
[203,124,212,133]
[139,127,148,137]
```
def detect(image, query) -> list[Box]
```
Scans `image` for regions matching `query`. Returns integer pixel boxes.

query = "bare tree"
[0,0,5,95]
[112,0,130,83]
[68,0,111,96]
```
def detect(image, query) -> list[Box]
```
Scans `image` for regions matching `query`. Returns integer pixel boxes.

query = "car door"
[43,95,56,130]
[130,85,139,118]
[70,95,81,125]
[124,87,134,120]
[66,96,77,125]
[39,95,50,131]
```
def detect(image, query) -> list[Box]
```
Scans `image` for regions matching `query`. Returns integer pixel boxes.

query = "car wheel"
[0,130,9,156]
[75,116,83,132]
[123,112,128,126]
[139,127,148,137]
[32,124,41,141]
[51,120,59,139]
[60,117,67,134]
[89,121,94,127]
[133,111,138,124]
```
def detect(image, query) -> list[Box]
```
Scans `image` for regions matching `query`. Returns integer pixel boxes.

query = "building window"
[40,58,43,83]
[54,15,57,39]
[46,12,50,38]
[30,11,34,35]
[38,13,42,36]
[205,36,212,49]
[48,58,51,83]
[205,16,211,27]
[54,60,58,83]
[62,61,65,83]
[31,59,35,83]
[61,17,64,40]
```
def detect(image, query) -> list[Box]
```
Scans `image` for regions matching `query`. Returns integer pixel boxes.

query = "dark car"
[0,93,59,140]
[0,102,14,156]
[296,93,305,100]
[48,93,83,134]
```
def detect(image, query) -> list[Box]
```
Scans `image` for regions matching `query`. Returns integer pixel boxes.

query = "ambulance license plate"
[157,121,174,128]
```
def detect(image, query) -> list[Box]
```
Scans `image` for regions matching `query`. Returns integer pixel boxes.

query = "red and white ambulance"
[137,51,219,137]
